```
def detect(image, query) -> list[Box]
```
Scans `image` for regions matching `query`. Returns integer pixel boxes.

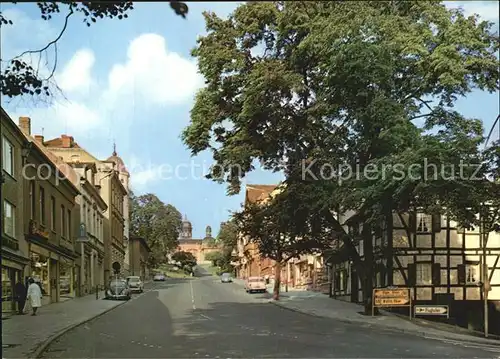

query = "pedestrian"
[14,280,27,315]
[26,278,42,316]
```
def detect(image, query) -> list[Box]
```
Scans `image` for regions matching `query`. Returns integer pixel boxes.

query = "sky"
[0,1,498,238]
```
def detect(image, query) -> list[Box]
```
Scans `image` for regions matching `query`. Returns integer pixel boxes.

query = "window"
[61,205,66,237]
[50,196,56,230]
[39,186,46,225]
[29,181,36,220]
[3,201,15,237]
[458,263,480,285]
[67,209,71,240]
[334,269,348,291]
[415,262,432,285]
[417,213,431,233]
[2,137,14,176]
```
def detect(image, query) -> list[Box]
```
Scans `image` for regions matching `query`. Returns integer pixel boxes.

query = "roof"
[245,184,278,204]
[22,134,80,195]
[44,136,81,148]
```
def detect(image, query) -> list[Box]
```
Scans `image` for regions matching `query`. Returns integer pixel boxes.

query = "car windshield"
[110,281,126,288]
[127,277,140,282]
[249,278,264,282]
[222,273,231,277]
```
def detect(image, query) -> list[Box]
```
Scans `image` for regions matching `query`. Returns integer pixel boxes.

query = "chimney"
[19,117,31,135]
[34,135,44,143]
[61,134,73,148]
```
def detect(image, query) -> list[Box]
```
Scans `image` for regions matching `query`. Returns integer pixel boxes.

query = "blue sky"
[1,1,498,238]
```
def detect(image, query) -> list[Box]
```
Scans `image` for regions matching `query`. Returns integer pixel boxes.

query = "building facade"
[43,135,129,284]
[176,216,220,264]
[235,184,277,279]
[1,110,30,314]
[129,236,151,279]
[327,210,500,333]
[71,163,107,294]
[17,118,80,305]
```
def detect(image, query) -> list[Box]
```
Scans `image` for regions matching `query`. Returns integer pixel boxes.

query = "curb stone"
[30,300,127,359]
[268,300,500,347]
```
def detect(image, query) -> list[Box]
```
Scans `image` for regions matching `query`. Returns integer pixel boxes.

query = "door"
[350,268,359,303]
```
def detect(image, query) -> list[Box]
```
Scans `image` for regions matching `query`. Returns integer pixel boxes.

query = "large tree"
[0,1,188,99]
[130,193,182,268]
[183,1,499,310]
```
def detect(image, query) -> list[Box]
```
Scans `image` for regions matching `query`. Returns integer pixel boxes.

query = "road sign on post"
[372,288,412,319]
[112,261,121,275]
[414,305,449,318]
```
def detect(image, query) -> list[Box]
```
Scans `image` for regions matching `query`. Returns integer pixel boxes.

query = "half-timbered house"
[326,210,500,333]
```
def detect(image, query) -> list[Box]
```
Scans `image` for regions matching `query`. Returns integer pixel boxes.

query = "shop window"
[30,252,49,296]
[50,196,56,230]
[334,269,348,291]
[3,200,15,237]
[2,267,14,313]
[39,186,46,225]
[59,260,74,298]
[2,136,14,176]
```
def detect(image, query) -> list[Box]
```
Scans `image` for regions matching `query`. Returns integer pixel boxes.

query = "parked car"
[221,272,233,283]
[126,276,144,293]
[106,279,131,300]
[245,276,267,293]
[153,273,166,281]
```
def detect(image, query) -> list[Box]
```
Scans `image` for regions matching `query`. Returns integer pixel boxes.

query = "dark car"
[221,272,233,283]
[106,279,131,300]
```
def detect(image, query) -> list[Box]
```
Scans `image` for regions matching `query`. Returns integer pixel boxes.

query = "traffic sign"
[414,305,449,318]
[112,261,121,274]
[372,288,412,319]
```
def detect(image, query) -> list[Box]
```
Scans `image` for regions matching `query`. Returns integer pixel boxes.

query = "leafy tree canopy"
[171,251,197,269]
[130,193,182,267]
[0,1,188,99]
[183,1,499,287]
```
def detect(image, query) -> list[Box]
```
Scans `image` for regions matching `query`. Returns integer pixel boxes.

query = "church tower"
[180,214,193,239]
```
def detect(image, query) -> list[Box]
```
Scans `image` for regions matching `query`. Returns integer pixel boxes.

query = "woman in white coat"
[26,278,42,315]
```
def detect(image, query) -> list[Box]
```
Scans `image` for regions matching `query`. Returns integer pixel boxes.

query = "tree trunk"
[273,261,282,300]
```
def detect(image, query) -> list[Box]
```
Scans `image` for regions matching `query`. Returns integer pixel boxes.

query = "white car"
[126,276,143,293]
[154,274,166,281]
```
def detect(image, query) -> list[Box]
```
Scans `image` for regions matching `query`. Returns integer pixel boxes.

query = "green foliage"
[205,251,224,267]
[183,0,500,289]
[0,1,188,99]
[130,193,182,267]
[171,251,197,271]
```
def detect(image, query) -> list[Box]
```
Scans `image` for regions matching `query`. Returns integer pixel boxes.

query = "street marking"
[190,281,196,309]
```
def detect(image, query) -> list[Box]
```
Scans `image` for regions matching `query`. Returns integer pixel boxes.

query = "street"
[40,271,500,359]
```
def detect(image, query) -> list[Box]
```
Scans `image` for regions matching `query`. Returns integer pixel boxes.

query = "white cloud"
[445,1,500,23]
[57,49,95,94]
[105,33,203,106]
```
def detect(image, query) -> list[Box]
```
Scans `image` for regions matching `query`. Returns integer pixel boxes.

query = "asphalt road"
[41,270,500,358]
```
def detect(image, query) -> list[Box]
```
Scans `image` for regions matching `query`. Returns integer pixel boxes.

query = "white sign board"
[414,305,449,318]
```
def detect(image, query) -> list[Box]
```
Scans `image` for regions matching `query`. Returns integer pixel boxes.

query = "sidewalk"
[2,291,125,359]
[263,286,500,347]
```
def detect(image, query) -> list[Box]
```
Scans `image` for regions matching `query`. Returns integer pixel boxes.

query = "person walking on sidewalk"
[26,278,42,316]
[14,280,27,315]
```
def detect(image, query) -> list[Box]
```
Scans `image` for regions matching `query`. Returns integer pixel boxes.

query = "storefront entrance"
[1,266,22,314]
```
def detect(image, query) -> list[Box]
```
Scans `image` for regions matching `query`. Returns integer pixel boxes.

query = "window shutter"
[407,263,416,286]
[457,264,466,285]
[409,212,417,233]
[432,263,441,285]
[432,214,441,233]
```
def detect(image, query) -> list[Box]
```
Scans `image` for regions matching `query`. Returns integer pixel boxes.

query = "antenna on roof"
[41,127,44,137]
